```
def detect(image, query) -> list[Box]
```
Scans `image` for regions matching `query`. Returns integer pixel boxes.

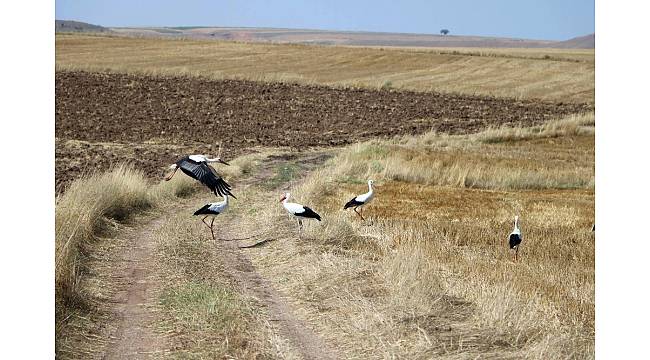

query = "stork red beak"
[279,196,286,202]
[218,159,230,166]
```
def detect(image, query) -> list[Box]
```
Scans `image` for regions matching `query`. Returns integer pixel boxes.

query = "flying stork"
[280,192,321,236]
[343,180,375,221]
[193,195,229,240]
[165,154,235,198]
[508,216,523,261]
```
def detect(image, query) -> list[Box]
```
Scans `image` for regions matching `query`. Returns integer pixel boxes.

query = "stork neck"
[368,182,374,193]
[206,157,219,163]
[224,195,229,203]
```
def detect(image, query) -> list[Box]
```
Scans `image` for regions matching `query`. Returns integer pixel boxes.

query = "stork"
[508,216,523,261]
[165,153,235,198]
[280,192,321,236]
[343,180,375,221]
[193,195,229,240]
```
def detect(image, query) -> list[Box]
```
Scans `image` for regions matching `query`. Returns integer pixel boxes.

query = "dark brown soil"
[55,71,592,192]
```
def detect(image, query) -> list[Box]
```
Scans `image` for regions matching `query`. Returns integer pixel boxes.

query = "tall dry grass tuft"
[56,165,148,305]
[55,164,197,309]
[311,113,595,191]
[149,169,198,201]
[215,151,265,180]
[475,112,595,143]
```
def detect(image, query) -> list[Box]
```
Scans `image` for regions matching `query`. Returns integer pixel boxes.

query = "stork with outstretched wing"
[164,144,236,198]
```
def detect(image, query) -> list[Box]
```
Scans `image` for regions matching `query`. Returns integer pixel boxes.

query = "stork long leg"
[298,219,303,239]
[361,207,374,226]
[210,218,215,240]
[201,216,212,230]
[354,207,366,221]
[515,246,519,262]
[165,167,178,181]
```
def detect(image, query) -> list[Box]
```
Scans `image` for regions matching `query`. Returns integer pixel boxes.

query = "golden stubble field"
[56,34,594,103]
[228,114,595,358]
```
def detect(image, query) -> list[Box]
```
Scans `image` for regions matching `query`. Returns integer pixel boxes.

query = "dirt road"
[103,216,171,359]
[88,151,337,358]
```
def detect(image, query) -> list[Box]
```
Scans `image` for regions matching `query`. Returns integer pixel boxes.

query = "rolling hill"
[55,20,110,33]
[56,19,593,49]
[555,33,595,49]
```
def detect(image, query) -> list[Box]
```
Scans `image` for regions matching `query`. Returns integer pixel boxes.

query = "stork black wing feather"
[297,206,322,221]
[176,158,235,198]
[509,233,522,249]
[193,204,212,215]
[344,197,364,209]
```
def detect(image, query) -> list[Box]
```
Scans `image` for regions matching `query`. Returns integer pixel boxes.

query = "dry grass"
[56,34,594,103]
[56,165,148,305]
[54,165,197,353]
[55,114,594,358]
[216,149,269,180]
[475,112,595,143]
[54,153,267,310]
[152,207,278,358]
[231,116,594,358]
[54,157,278,357]
[318,113,594,190]
[351,46,595,62]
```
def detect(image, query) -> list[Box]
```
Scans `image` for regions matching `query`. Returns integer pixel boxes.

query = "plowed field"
[55,71,592,191]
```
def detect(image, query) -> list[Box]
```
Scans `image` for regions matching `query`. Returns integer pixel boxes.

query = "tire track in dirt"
[101,201,193,359]
[102,215,170,359]
[213,151,338,359]
[216,228,338,360]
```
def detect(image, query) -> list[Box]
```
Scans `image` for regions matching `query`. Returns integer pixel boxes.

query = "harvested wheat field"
[56,34,594,103]
[228,114,594,358]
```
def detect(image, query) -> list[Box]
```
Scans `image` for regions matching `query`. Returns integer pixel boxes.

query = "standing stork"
[193,195,229,240]
[343,180,375,221]
[280,192,321,236]
[508,216,523,261]
[165,153,235,198]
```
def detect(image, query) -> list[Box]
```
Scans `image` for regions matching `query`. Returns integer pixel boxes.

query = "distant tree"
[440,29,450,35]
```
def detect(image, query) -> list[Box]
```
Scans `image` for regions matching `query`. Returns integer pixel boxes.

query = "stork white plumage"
[508,216,523,261]
[193,195,229,240]
[280,192,321,236]
[343,180,375,221]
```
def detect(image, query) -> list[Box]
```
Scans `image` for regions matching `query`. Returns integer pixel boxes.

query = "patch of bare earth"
[55,70,592,191]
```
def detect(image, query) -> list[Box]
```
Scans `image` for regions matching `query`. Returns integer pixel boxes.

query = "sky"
[55,0,594,41]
